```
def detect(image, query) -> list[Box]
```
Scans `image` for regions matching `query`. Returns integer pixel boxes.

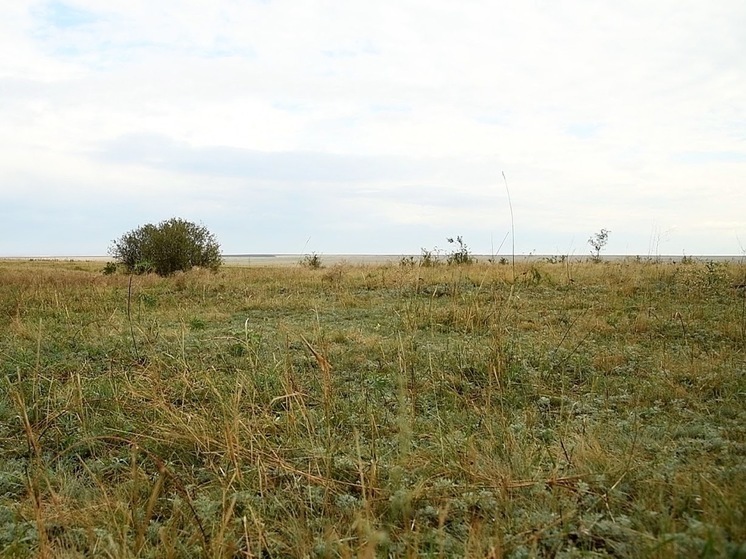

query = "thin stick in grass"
[127,275,140,362]
[502,171,516,283]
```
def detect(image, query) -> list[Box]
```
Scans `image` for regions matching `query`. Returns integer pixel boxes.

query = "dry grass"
[0,257,744,557]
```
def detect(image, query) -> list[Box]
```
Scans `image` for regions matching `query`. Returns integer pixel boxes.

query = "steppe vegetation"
[109,218,222,277]
[0,257,744,557]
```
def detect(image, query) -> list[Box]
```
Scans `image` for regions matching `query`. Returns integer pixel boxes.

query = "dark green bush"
[101,262,118,275]
[109,218,222,276]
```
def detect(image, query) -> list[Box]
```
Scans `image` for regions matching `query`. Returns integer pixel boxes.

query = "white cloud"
[1,0,744,255]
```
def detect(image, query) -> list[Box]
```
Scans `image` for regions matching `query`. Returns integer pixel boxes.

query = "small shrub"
[588,228,610,263]
[446,236,474,265]
[399,256,417,267]
[101,262,118,275]
[109,218,222,276]
[302,253,322,269]
[419,248,439,268]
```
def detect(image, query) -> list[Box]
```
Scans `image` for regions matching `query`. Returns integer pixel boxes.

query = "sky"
[1,0,745,257]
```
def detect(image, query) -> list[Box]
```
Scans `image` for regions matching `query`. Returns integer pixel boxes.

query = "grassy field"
[0,258,745,558]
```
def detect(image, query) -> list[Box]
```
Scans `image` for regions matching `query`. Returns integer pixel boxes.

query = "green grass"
[0,258,745,557]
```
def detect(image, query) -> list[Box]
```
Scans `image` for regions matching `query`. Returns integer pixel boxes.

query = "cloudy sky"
[1,1,744,257]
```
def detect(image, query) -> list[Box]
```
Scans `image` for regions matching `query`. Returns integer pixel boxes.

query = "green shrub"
[101,262,118,275]
[109,218,222,276]
[301,252,322,269]
[588,228,610,262]
[446,236,474,265]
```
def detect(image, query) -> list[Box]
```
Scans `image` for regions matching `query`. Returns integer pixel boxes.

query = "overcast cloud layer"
[1,0,745,256]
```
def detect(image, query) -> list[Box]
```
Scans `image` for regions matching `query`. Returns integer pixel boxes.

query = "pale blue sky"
[1,0,745,256]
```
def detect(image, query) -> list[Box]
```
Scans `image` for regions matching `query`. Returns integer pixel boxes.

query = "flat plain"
[0,257,744,557]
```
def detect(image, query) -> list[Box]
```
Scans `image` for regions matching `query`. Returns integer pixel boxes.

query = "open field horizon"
[2,253,745,267]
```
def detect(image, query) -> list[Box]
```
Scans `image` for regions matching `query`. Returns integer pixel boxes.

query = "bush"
[446,236,474,265]
[109,218,222,276]
[101,262,118,275]
[588,228,610,263]
[301,253,322,269]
